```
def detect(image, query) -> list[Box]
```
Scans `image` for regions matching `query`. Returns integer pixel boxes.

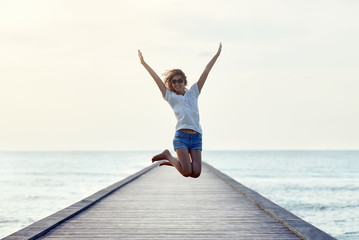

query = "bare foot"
[152,149,171,162]
[159,161,174,167]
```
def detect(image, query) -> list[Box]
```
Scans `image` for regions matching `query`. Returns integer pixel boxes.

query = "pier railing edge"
[3,162,159,240]
[203,162,337,240]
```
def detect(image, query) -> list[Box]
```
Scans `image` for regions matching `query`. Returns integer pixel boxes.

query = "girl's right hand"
[138,50,145,64]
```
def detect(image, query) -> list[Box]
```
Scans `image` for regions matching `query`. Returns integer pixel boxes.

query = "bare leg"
[152,149,183,175]
[152,149,192,177]
[152,149,171,162]
[159,161,174,167]
[189,150,202,178]
[176,148,192,177]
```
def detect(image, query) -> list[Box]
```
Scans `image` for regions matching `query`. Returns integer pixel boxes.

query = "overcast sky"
[1,0,358,151]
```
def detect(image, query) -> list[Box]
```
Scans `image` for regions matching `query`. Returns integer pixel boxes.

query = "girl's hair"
[163,69,187,92]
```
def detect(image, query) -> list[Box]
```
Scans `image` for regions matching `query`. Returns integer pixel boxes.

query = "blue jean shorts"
[173,130,202,151]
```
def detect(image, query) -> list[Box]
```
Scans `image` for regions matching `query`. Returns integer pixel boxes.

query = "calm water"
[0,151,358,239]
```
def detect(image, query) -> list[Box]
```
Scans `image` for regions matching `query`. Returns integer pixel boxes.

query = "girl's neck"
[175,88,186,95]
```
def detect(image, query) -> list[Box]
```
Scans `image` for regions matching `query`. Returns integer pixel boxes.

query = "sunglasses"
[171,79,184,84]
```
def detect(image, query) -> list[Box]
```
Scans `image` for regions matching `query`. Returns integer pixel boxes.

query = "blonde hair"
[163,69,187,92]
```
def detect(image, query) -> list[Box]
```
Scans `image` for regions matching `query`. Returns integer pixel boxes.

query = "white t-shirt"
[164,83,202,134]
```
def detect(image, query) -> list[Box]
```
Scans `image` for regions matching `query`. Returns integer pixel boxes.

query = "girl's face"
[171,75,185,94]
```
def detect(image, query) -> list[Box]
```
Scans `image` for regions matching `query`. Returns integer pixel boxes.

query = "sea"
[0,150,358,239]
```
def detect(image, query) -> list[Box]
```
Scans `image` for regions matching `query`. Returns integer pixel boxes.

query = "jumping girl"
[138,43,222,178]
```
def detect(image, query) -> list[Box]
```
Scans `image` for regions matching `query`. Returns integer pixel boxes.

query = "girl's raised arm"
[138,50,166,98]
[197,43,222,93]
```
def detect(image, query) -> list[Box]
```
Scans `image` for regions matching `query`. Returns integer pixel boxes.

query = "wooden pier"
[4,162,336,240]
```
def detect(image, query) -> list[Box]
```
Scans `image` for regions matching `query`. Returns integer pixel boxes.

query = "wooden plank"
[4,162,336,240]
[2,163,158,240]
[205,163,337,240]
[36,163,301,240]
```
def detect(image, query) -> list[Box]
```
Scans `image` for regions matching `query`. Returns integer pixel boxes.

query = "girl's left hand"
[217,43,222,56]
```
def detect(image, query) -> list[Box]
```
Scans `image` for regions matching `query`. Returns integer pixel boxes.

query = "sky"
[1,0,358,151]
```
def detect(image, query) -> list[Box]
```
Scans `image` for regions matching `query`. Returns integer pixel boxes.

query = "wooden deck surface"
[36,163,301,240]
[4,162,336,240]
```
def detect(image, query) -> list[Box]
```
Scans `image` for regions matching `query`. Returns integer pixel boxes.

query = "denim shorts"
[173,130,202,151]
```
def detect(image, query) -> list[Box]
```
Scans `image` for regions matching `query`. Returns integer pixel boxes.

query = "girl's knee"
[182,170,192,177]
[181,166,192,177]
[191,162,201,178]
[191,169,201,178]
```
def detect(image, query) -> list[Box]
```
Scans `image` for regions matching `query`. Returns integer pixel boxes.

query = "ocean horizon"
[1,150,358,239]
